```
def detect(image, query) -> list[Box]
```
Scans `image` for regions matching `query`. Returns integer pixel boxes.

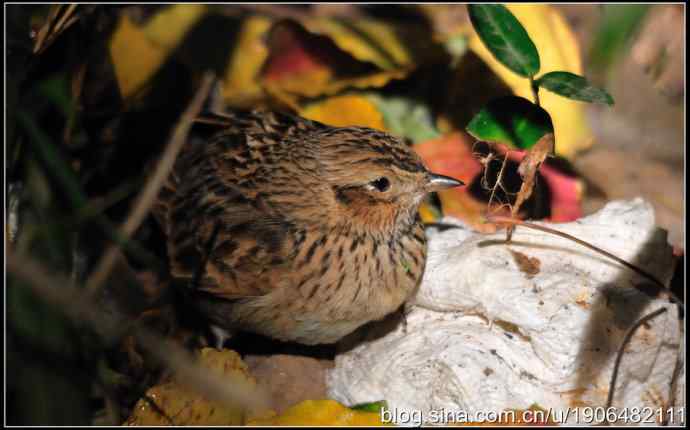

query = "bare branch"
[84,73,215,296]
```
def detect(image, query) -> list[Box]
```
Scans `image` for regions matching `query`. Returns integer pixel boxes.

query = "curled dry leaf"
[512,133,554,220]
[504,133,583,224]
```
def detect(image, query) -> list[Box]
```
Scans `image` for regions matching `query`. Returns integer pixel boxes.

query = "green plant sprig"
[467,4,614,154]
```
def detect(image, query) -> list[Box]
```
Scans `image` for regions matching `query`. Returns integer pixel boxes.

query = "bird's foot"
[210,325,234,350]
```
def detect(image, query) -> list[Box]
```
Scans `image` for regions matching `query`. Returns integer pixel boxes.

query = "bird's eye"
[370,177,391,192]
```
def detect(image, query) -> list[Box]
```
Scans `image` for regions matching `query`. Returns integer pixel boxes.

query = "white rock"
[328,199,684,426]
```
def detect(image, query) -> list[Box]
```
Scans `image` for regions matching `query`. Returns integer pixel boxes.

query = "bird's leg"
[210,325,234,350]
[400,302,414,335]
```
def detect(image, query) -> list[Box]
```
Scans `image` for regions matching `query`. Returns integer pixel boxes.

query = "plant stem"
[530,76,541,106]
[606,307,668,416]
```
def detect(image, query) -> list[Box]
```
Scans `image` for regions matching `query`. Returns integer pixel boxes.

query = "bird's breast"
[290,222,427,323]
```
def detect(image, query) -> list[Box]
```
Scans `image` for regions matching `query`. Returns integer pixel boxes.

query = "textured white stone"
[328,199,684,426]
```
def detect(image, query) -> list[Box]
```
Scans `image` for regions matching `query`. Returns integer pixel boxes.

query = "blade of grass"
[17,110,162,270]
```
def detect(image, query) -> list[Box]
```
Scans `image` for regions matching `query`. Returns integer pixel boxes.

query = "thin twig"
[192,117,233,127]
[53,4,78,34]
[85,73,215,296]
[487,215,684,308]
[487,152,510,208]
[142,394,175,426]
[7,250,271,414]
[605,307,668,422]
[33,4,79,55]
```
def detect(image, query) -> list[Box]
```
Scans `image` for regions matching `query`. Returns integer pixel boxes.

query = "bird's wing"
[153,122,300,300]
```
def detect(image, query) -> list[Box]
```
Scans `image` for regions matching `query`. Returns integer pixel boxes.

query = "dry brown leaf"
[512,133,554,217]
[506,133,554,239]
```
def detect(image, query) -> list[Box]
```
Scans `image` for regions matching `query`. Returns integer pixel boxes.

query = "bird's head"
[307,126,463,236]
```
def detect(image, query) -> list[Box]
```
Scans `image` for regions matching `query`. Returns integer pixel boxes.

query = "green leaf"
[536,71,614,105]
[466,96,554,149]
[468,4,540,77]
[350,400,388,413]
[37,75,74,119]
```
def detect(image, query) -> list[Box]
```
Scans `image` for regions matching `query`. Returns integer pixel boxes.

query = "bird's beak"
[425,173,464,192]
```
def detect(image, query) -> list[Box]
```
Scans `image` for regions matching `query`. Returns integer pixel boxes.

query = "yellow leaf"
[124,349,254,426]
[300,94,387,130]
[142,4,207,51]
[465,4,593,159]
[223,16,273,107]
[301,18,412,70]
[246,400,390,426]
[263,68,409,110]
[109,5,206,99]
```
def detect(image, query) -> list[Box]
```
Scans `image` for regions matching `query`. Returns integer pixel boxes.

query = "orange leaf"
[300,95,387,130]
[416,133,582,231]
[415,133,497,233]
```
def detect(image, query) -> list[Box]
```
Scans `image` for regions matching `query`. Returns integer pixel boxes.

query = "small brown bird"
[153,110,463,345]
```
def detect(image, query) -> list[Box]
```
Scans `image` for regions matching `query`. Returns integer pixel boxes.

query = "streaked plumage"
[153,110,462,344]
